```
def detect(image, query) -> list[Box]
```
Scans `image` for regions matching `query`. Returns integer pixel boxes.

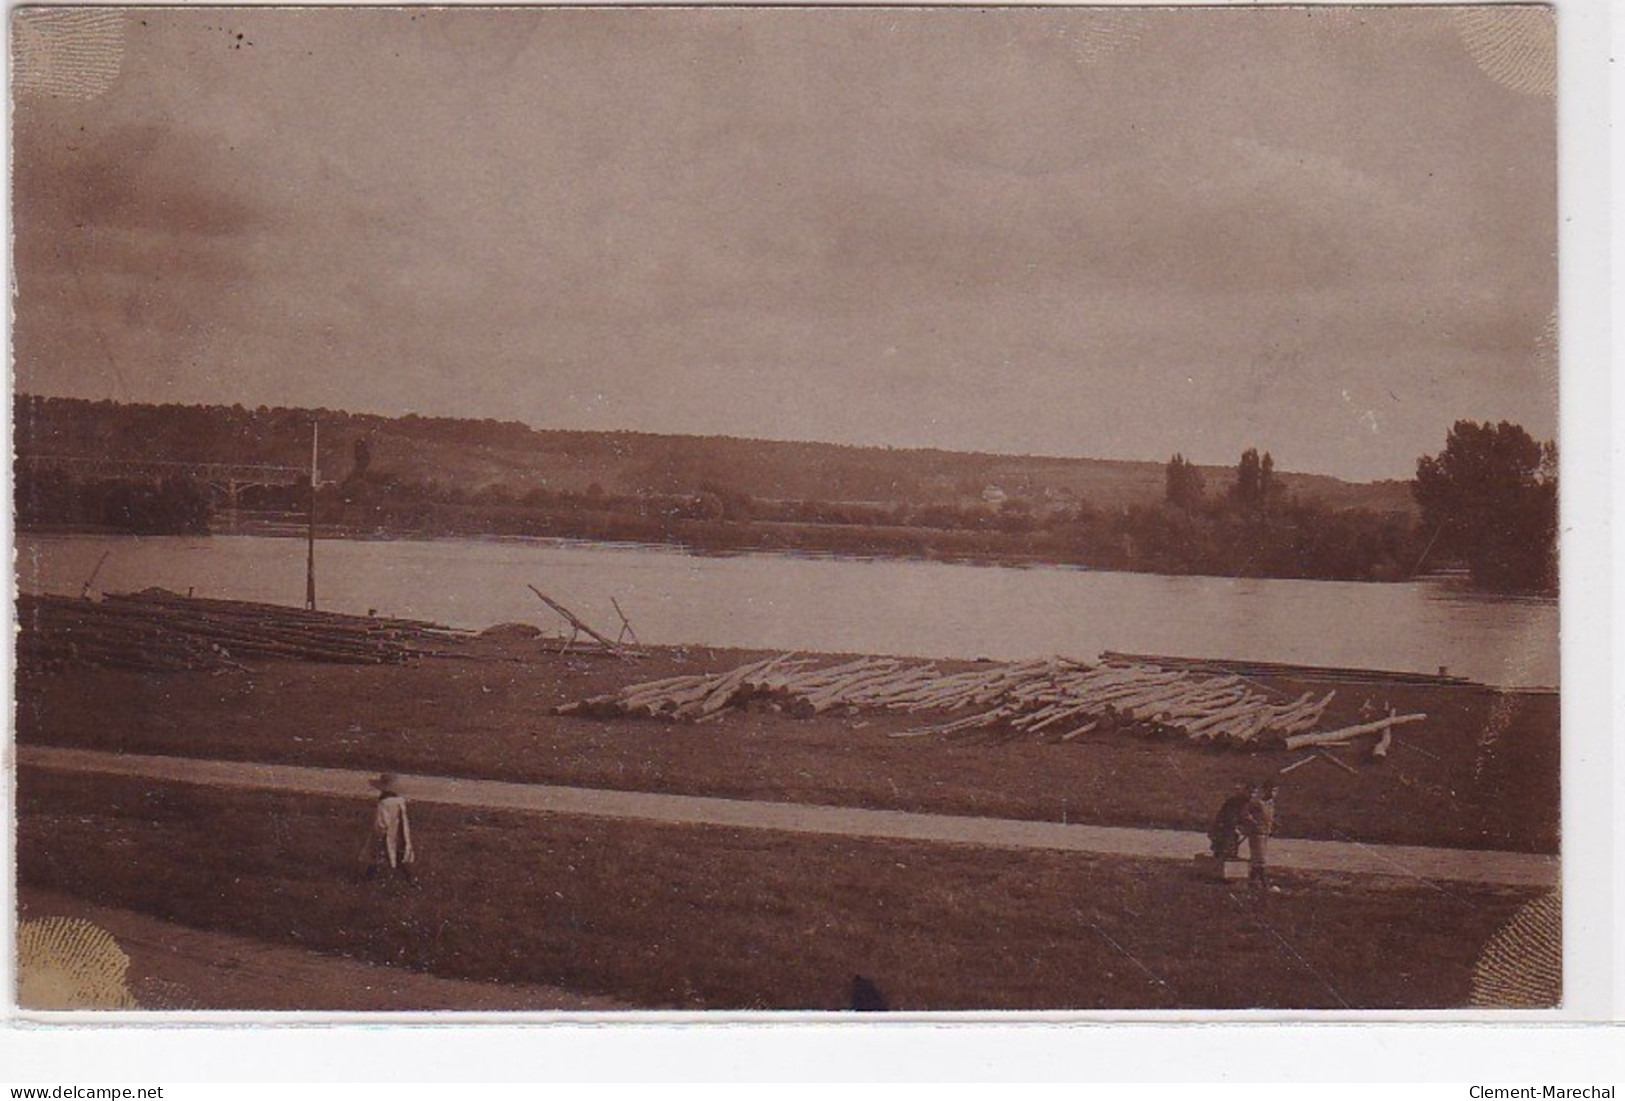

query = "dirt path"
[18,744,1557,888]
[16,887,630,1012]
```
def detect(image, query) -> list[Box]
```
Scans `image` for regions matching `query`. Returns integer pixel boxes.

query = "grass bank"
[15,640,1558,853]
[16,770,1539,1011]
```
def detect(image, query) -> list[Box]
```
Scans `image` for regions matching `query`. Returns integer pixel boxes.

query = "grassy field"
[12,636,1558,1009]
[15,639,1559,853]
[16,770,1540,1011]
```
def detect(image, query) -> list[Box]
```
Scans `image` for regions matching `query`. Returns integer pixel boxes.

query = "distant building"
[981,485,1008,505]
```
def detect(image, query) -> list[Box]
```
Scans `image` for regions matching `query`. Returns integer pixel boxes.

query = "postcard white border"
[2,0,1618,1081]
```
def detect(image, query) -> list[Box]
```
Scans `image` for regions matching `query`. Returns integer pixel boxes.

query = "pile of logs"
[17,591,469,673]
[555,653,1340,749]
[1101,651,1471,687]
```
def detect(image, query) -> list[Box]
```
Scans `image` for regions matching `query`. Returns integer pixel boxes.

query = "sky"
[12,5,1557,481]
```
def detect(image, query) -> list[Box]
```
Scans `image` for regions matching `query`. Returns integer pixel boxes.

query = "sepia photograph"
[10,3,1564,1016]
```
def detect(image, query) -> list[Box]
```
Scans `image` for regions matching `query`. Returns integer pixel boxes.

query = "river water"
[15,533,1559,688]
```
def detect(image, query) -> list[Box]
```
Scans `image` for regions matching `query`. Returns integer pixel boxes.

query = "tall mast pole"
[305,419,318,610]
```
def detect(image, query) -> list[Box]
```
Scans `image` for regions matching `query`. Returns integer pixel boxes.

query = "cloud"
[11,7,1557,480]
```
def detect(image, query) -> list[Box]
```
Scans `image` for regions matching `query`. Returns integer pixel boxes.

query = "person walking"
[359,771,415,881]
[1239,780,1278,890]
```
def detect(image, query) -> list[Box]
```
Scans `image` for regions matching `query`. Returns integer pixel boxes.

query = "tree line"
[1411,420,1557,593]
[13,392,1556,592]
[1152,423,1556,593]
[15,467,213,535]
[251,422,1559,593]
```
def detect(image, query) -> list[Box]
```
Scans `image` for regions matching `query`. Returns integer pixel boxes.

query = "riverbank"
[15,633,1558,852]
[13,612,1559,1009]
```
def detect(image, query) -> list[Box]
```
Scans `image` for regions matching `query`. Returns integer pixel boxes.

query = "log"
[20,592,463,671]
[896,705,1009,737]
[616,672,710,696]
[688,654,793,717]
[1025,701,1098,734]
[1284,713,1426,751]
[803,662,904,709]
[787,657,885,689]
[1009,703,1065,730]
[548,651,1382,759]
[1181,699,1263,735]
[105,592,461,636]
[1100,650,1474,687]
[1370,726,1393,761]
[1272,692,1338,737]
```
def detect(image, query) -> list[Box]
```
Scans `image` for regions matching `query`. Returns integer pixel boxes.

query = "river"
[15,533,1559,688]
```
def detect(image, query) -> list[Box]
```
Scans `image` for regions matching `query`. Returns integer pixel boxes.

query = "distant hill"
[13,395,1417,516]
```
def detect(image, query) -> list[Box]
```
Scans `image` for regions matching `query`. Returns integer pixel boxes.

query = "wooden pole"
[527,585,622,652]
[1409,519,1446,579]
[610,597,640,646]
[80,549,112,600]
[305,419,318,611]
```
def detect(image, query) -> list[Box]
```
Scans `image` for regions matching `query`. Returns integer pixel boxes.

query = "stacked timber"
[555,653,1338,750]
[1100,651,1473,688]
[17,591,469,673]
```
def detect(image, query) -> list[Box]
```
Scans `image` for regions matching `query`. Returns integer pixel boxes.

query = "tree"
[1231,448,1262,509]
[1164,453,1205,510]
[351,437,372,480]
[1412,421,1557,592]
